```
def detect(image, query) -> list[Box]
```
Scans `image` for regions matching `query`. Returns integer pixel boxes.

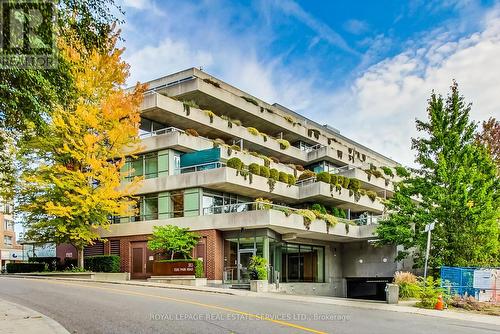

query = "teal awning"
[180,148,221,168]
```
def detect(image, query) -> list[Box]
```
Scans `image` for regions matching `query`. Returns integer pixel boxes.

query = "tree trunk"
[171,252,174,260]
[78,248,84,268]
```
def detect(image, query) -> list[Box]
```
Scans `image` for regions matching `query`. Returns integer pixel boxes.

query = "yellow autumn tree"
[19,29,146,267]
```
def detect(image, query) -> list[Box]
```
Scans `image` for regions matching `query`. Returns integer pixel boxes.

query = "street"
[0,277,497,334]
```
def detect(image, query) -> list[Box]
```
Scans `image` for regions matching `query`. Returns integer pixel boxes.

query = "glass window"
[281,243,324,283]
[3,235,12,245]
[184,189,200,217]
[139,118,152,136]
[144,152,158,179]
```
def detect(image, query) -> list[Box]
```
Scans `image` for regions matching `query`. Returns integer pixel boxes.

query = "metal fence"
[441,266,500,302]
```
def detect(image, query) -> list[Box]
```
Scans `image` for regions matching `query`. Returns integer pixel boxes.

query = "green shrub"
[230,144,241,151]
[248,256,267,280]
[395,166,410,178]
[278,171,289,183]
[7,262,46,273]
[366,190,377,202]
[269,168,279,181]
[297,209,316,228]
[259,165,270,178]
[195,259,204,278]
[417,277,446,309]
[276,139,290,150]
[298,170,315,181]
[287,174,296,186]
[226,157,243,170]
[84,255,120,273]
[316,172,331,183]
[331,207,347,219]
[247,127,260,136]
[337,175,345,186]
[28,257,60,271]
[311,203,327,214]
[342,177,350,189]
[248,163,260,175]
[330,174,338,185]
[348,179,360,192]
[381,166,394,178]
[212,138,225,148]
[371,170,383,178]
[394,271,420,299]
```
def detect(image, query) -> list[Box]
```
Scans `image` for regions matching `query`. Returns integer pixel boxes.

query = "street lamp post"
[423,221,435,281]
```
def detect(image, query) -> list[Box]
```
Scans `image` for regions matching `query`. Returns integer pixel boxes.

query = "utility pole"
[423,221,435,281]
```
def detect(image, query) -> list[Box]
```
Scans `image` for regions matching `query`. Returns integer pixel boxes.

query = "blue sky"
[118,0,500,165]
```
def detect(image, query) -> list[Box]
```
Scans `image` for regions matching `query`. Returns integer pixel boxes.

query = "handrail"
[175,162,225,174]
[139,126,184,138]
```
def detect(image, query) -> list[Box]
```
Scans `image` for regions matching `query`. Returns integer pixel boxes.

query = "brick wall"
[104,229,223,280]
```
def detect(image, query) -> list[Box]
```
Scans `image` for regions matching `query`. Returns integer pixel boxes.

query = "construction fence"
[440,266,500,302]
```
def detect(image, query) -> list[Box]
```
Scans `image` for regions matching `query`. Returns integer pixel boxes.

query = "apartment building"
[0,200,22,269]
[59,68,411,299]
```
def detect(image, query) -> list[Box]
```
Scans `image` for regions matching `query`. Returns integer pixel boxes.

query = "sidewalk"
[5,275,500,326]
[0,298,69,334]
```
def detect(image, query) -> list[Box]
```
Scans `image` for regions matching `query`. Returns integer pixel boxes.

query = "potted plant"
[248,256,269,292]
[147,225,204,284]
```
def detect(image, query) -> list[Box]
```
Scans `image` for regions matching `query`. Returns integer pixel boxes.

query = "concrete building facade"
[60,68,411,299]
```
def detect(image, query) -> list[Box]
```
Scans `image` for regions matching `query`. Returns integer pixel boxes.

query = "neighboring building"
[58,68,412,299]
[0,200,23,269]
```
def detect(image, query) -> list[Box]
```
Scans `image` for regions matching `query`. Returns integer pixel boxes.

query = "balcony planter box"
[250,279,268,293]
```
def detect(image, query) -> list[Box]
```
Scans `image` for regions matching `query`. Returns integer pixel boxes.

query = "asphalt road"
[0,277,497,334]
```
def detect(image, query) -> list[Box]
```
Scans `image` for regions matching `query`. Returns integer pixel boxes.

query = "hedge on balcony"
[316,172,330,183]
[269,168,279,181]
[84,255,120,273]
[7,262,46,273]
[248,163,260,175]
[278,171,289,183]
[226,157,243,170]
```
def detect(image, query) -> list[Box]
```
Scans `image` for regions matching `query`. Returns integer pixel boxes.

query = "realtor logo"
[0,0,56,69]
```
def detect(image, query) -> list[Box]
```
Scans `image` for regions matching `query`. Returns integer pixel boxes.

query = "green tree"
[0,0,123,198]
[18,29,145,268]
[377,82,500,269]
[147,225,201,260]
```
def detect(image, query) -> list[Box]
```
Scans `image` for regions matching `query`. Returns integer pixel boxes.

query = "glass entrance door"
[238,249,255,283]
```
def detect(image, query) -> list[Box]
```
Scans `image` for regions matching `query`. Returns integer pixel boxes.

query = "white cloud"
[122,1,500,167]
[324,6,500,165]
[125,38,214,85]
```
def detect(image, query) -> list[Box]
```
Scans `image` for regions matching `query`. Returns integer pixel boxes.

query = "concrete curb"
[4,275,499,326]
[0,298,70,334]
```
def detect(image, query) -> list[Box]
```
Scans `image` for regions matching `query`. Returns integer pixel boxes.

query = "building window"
[202,190,251,214]
[281,243,324,283]
[139,118,167,137]
[3,236,12,246]
[3,220,14,231]
[123,151,168,180]
[112,188,201,223]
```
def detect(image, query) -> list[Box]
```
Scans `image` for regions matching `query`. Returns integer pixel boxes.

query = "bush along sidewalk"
[84,255,121,273]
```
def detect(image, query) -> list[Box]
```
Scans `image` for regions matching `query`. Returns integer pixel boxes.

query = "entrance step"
[230,283,250,290]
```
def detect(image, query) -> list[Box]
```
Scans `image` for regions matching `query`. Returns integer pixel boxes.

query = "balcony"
[140,92,309,164]
[134,166,300,202]
[103,201,383,242]
[297,179,385,213]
